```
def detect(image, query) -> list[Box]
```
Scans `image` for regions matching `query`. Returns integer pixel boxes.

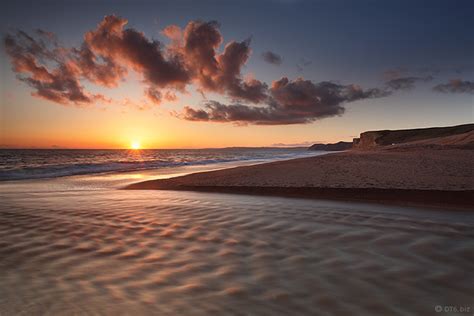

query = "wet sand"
[1,188,473,315]
[126,148,474,209]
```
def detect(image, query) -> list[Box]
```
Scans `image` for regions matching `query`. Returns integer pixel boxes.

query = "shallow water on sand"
[0,170,473,315]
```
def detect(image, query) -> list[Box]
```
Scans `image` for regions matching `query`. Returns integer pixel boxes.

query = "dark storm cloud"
[261,51,282,65]
[181,77,389,125]
[433,79,474,94]
[385,76,433,91]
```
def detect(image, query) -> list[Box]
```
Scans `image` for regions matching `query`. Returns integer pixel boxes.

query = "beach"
[1,129,474,315]
[1,179,473,315]
[0,144,473,315]
[126,147,474,209]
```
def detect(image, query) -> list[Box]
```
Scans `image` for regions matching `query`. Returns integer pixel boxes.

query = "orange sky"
[1,7,473,149]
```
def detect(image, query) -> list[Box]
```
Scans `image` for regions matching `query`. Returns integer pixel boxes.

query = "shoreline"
[125,147,474,210]
[126,184,474,210]
[0,149,325,183]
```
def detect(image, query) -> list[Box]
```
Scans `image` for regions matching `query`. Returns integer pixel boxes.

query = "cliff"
[352,124,474,150]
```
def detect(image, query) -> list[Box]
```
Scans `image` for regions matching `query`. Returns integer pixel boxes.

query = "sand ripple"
[0,190,473,315]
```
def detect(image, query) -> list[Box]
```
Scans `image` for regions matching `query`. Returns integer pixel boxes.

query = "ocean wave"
[0,150,319,181]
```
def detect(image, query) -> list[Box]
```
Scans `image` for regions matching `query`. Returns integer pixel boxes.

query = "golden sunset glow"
[1,3,472,151]
[130,141,141,150]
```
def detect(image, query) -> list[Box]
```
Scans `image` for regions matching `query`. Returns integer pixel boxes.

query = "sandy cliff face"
[352,124,474,150]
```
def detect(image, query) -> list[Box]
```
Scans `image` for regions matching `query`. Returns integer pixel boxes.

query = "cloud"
[144,88,177,105]
[382,67,435,91]
[4,31,105,106]
[72,44,127,88]
[385,76,433,91]
[296,58,312,72]
[452,65,474,74]
[164,91,178,102]
[161,24,183,49]
[4,16,189,106]
[4,15,396,124]
[383,68,407,80]
[383,64,474,82]
[181,77,389,125]
[145,87,162,104]
[177,21,268,103]
[5,16,273,107]
[83,15,190,90]
[216,40,268,102]
[261,51,282,65]
[433,79,474,94]
[4,16,191,106]
[180,20,222,89]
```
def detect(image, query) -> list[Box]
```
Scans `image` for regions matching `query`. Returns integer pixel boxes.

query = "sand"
[126,147,474,208]
[1,188,473,315]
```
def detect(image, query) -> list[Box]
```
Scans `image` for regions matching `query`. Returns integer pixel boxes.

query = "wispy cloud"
[385,76,434,91]
[261,51,282,65]
[433,79,474,94]
[296,57,312,72]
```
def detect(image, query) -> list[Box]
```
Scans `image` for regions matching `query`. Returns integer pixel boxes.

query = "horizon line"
[0,146,313,150]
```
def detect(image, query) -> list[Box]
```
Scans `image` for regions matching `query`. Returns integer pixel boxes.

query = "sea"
[0,147,320,181]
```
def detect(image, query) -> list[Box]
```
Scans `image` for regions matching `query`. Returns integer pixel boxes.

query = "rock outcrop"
[308,141,353,151]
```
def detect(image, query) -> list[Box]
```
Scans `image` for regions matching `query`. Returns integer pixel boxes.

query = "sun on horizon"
[130,141,141,150]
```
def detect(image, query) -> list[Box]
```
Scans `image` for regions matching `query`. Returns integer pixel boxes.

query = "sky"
[0,0,473,149]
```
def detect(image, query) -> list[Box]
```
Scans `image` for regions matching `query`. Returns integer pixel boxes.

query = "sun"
[130,141,141,150]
